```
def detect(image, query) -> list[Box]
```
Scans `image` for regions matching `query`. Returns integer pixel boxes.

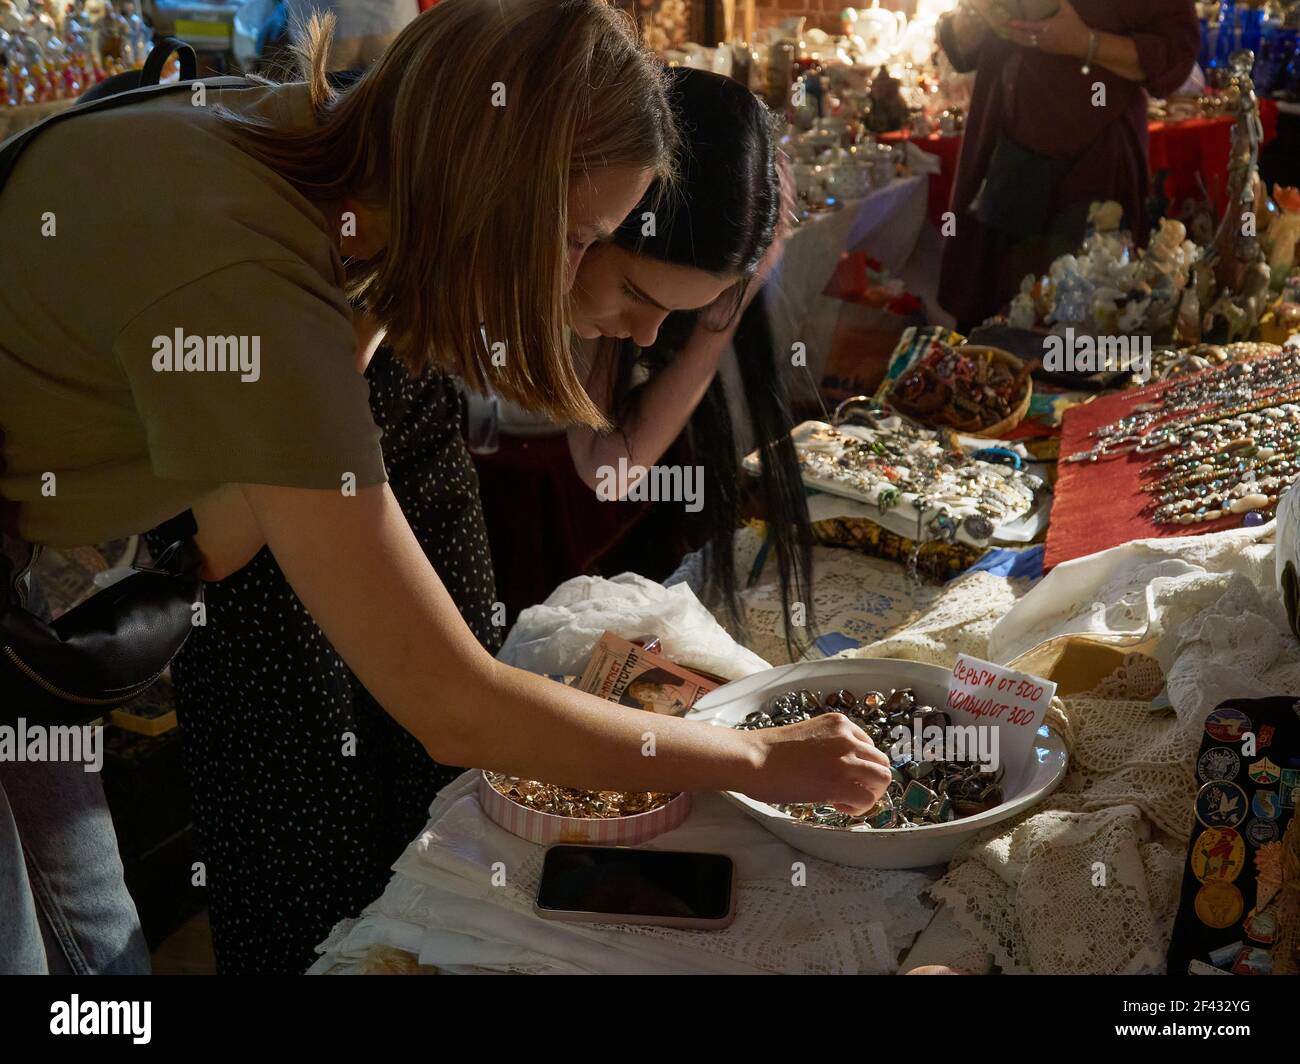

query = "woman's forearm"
[238,481,891,810]
[1004,1,1147,82]
[477,655,763,793]
[240,481,755,791]
[567,324,728,490]
[1089,30,1145,82]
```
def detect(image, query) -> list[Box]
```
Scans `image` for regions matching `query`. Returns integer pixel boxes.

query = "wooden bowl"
[888,343,1032,438]
[963,345,1033,438]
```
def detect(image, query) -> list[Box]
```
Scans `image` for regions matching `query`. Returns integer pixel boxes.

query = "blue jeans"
[0,756,150,974]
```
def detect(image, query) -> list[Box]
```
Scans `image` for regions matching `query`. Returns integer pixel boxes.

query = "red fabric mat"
[883,100,1280,227]
[1046,383,1243,570]
[879,129,961,228]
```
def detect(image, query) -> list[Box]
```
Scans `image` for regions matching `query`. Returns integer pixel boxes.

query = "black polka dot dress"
[146,350,501,974]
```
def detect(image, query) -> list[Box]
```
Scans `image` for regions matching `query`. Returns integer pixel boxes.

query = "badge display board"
[1166,697,1299,976]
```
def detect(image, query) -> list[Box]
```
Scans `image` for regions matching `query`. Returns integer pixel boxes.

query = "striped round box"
[478,771,692,846]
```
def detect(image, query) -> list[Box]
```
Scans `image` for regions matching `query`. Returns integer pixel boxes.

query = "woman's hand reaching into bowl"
[743,713,894,815]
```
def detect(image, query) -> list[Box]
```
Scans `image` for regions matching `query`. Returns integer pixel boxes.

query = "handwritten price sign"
[945,654,1057,778]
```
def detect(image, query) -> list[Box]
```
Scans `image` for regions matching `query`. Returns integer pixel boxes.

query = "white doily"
[314,773,938,975]
[735,525,942,665]
[845,569,1036,668]
[887,527,1294,973]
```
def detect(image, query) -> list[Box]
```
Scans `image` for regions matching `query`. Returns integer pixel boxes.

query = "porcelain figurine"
[1087,200,1124,234]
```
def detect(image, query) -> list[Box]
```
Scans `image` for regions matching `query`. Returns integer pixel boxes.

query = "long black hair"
[601,66,815,656]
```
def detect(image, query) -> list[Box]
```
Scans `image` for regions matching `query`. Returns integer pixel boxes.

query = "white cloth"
[987,523,1277,672]
[311,770,938,974]
[852,523,1296,973]
[498,572,772,681]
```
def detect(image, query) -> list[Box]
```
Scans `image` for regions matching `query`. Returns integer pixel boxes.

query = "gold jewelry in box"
[484,772,676,819]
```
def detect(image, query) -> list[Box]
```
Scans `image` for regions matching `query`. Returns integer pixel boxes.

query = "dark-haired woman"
[568,66,813,656]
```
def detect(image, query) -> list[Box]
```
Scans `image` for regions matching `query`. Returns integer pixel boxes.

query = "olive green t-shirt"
[0,81,387,547]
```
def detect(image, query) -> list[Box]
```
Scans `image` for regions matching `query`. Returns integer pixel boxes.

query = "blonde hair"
[222,0,676,428]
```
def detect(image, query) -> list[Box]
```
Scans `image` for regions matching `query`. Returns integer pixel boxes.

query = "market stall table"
[1047,380,1255,571]
[313,517,1297,974]
[881,99,1281,228]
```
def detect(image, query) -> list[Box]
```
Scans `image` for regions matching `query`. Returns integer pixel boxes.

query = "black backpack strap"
[146,510,201,578]
[142,36,199,86]
[75,36,198,104]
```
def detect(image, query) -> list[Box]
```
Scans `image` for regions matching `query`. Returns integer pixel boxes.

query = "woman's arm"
[1086,32,1145,82]
[237,480,892,809]
[1003,1,1146,81]
[939,2,996,73]
[1003,0,1198,88]
[565,319,731,492]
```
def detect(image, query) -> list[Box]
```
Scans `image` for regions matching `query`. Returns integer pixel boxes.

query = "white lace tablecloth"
[850,522,1288,973]
[729,524,945,666]
[311,770,936,975]
[316,520,1287,974]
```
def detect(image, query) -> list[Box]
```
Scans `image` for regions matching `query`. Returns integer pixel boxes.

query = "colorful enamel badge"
[1204,707,1252,743]
[1198,747,1241,783]
[1247,757,1281,785]
[1196,780,1248,829]
[1191,828,1246,882]
[1252,790,1280,820]
[1194,881,1245,929]
[1243,908,1278,946]
[1245,817,1281,846]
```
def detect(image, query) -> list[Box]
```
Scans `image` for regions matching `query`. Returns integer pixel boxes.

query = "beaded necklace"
[1066,349,1300,526]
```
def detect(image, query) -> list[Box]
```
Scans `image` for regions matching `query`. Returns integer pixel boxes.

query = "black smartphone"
[533,844,736,929]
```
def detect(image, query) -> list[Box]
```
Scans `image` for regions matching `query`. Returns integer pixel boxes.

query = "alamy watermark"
[152,328,261,382]
[888,718,1000,773]
[0,719,103,772]
[594,457,703,513]
[1042,329,1152,383]
[50,996,150,1043]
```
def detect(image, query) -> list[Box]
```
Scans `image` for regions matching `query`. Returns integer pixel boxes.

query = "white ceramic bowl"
[687,658,1068,869]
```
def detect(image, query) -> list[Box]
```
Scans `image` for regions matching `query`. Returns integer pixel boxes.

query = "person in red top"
[936,0,1200,329]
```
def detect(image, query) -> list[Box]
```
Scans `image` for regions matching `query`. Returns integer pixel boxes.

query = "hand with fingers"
[747,712,894,815]
[1001,0,1092,59]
